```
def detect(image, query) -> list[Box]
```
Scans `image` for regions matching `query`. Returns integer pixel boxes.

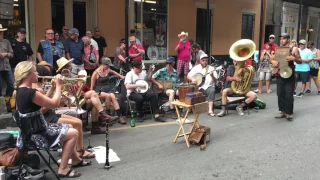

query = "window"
[0,0,26,42]
[134,0,168,60]
[241,14,254,40]
[52,0,65,35]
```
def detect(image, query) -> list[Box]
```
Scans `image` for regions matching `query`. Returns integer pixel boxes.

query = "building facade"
[1,0,265,62]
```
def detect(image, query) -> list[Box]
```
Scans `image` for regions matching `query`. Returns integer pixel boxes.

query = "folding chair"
[13,112,61,180]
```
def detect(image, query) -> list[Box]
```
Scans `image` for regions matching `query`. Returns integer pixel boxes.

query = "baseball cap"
[299,39,306,45]
[101,57,113,66]
[200,54,209,60]
[280,33,290,39]
[269,34,275,38]
[18,28,26,34]
[166,56,175,63]
[69,28,79,35]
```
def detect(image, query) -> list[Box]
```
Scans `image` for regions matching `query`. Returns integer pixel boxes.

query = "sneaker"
[293,92,297,96]
[267,89,272,94]
[253,89,259,93]
[297,92,304,98]
[154,116,166,122]
[118,117,126,124]
[236,105,244,116]
[306,89,311,93]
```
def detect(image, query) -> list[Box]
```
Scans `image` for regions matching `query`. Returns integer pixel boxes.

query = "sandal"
[72,159,92,168]
[58,169,81,178]
[77,149,95,159]
[208,112,216,117]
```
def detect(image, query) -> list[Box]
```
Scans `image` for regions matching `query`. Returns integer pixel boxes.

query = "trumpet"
[38,76,87,82]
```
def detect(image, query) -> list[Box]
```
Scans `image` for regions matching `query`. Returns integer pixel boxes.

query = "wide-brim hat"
[0,24,7,31]
[178,31,188,38]
[38,61,53,71]
[56,57,73,72]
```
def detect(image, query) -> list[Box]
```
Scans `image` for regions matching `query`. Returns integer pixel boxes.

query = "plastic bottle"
[130,111,136,127]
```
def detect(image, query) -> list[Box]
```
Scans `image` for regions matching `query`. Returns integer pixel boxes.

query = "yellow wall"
[34,0,51,47]
[97,0,125,57]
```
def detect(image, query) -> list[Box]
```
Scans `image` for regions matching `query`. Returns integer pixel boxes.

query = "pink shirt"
[128,44,144,61]
[83,45,99,70]
[175,41,190,61]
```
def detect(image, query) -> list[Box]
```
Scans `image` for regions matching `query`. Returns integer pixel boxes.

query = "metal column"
[259,0,264,51]
[297,0,302,41]
[125,0,129,60]
[207,0,211,63]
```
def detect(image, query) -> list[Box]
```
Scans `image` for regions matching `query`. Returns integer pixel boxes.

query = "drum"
[152,79,173,94]
[134,79,149,94]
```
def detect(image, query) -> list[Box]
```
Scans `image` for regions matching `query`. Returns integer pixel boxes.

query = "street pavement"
[9,83,320,179]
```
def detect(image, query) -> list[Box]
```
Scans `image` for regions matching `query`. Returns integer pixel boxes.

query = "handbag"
[0,147,20,167]
[88,45,96,63]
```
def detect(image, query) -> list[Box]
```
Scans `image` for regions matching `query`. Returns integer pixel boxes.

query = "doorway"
[196,8,212,54]
[73,1,87,36]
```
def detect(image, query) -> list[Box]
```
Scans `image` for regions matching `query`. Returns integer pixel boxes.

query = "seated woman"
[33,65,95,158]
[56,57,119,130]
[14,61,90,178]
[91,57,126,124]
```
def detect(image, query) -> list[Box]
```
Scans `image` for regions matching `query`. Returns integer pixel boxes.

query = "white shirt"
[124,69,147,95]
[188,64,216,90]
[90,38,99,51]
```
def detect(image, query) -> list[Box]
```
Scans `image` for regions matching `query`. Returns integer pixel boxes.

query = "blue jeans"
[0,70,14,96]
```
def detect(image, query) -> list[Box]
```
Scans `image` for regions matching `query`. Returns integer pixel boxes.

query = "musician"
[271,33,302,120]
[56,57,119,132]
[187,54,217,117]
[151,56,179,113]
[14,61,89,178]
[217,60,257,117]
[128,36,145,61]
[125,60,165,122]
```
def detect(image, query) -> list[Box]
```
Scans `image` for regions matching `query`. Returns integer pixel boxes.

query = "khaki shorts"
[259,71,271,81]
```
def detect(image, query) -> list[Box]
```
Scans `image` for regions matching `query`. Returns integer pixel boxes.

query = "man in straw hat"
[37,28,65,75]
[271,33,302,121]
[175,31,191,82]
[0,24,14,97]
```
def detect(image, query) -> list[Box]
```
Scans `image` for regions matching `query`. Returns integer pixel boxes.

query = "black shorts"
[296,71,310,83]
[310,68,318,77]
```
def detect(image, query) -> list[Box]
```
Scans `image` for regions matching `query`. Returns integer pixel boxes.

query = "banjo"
[134,65,154,94]
[151,79,174,94]
[192,66,217,87]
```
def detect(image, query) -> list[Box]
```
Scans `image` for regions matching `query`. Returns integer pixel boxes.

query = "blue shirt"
[296,48,313,72]
[64,38,84,65]
[152,67,179,83]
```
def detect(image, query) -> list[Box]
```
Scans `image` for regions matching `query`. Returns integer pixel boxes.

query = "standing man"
[271,33,302,121]
[293,39,313,97]
[0,24,14,97]
[85,30,99,52]
[175,31,191,82]
[93,27,107,61]
[128,36,145,61]
[11,28,33,73]
[114,38,126,70]
[37,28,65,75]
[129,29,141,45]
[262,34,279,52]
[191,43,205,65]
[64,28,84,75]
[59,25,69,45]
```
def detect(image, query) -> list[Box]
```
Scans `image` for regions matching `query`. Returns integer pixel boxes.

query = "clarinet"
[104,121,111,169]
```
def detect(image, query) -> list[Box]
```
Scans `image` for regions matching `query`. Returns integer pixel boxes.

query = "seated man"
[217,60,257,117]
[125,60,165,122]
[187,54,217,116]
[151,57,179,114]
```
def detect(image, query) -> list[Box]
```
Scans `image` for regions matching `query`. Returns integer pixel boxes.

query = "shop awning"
[283,0,320,8]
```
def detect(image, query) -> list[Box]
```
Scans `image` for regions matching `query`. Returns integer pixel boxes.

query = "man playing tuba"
[217,61,257,117]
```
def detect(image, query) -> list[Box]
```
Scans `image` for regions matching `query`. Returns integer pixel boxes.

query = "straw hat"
[0,24,7,31]
[56,57,73,72]
[178,31,188,38]
[38,61,53,71]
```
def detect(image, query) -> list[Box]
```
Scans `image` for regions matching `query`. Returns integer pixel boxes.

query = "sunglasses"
[166,62,173,65]
[63,29,69,30]
[95,30,100,32]
[269,37,275,39]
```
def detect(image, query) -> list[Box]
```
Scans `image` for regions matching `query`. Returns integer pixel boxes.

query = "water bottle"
[0,166,5,180]
[130,111,136,127]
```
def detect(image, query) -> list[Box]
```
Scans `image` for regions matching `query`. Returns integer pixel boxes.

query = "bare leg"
[208,102,214,113]
[266,80,271,91]
[110,93,120,110]
[301,83,306,93]
[166,89,175,109]
[258,80,263,93]
[100,92,111,110]
[312,76,320,91]
[58,115,83,151]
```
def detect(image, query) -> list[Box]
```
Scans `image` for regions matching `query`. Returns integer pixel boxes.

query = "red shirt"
[245,58,252,66]
[128,44,144,61]
[73,84,90,93]
[261,42,278,52]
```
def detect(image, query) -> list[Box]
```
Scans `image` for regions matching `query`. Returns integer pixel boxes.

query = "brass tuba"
[229,39,256,95]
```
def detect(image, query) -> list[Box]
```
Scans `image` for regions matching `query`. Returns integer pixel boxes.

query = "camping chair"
[12,111,61,180]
